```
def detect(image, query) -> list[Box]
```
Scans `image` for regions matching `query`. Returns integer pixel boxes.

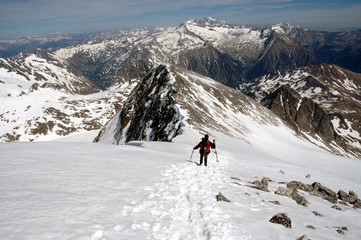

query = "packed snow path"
[119,160,233,240]
[2,140,361,239]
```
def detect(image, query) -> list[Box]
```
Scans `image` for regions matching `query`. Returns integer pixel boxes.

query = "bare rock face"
[283,180,361,208]
[261,85,336,144]
[311,182,337,204]
[248,177,270,192]
[337,190,361,208]
[269,212,292,228]
[94,64,182,144]
[287,181,313,192]
[275,186,309,207]
[216,192,230,202]
[297,234,310,240]
[312,211,323,217]
[286,181,337,204]
[259,65,361,159]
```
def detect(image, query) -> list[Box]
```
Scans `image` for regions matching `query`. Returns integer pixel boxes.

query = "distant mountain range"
[1,17,360,158]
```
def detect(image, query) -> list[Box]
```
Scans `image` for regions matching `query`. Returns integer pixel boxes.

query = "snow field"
[1,125,361,239]
[120,161,232,240]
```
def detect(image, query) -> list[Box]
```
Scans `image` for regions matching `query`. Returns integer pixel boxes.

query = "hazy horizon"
[1,0,360,40]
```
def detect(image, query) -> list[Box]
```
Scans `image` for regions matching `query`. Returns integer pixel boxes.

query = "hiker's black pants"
[199,153,209,166]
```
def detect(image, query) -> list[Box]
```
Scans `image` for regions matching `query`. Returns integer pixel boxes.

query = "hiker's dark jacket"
[194,139,215,155]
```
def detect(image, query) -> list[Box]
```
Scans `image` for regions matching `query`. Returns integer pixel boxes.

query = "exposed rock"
[305,174,311,178]
[292,191,309,207]
[269,200,281,205]
[353,199,361,209]
[178,44,245,88]
[95,64,182,144]
[311,182,337,203]
[331,205,342,211]
[246,31,318,80]
[337,190,350,202]
[275,186,294,197]
[349,191,359,203]
[262,85,337,144]
[297,234,310,240]
[231,177,241,181]
[269,212,292,228]
[339,201,349,206]
[287,181,313,192]
[337,189,361,208]
[306,225,315,229]
[335,226,348,235]
[312,211,323,217]
[216,192,230,202]
[248,177,270,192]
[275,186,309,207]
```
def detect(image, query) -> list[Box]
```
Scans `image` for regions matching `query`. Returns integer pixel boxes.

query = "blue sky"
[0,0,360,39]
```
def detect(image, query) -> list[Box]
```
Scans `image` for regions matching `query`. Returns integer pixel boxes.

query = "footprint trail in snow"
[121,161,232,239]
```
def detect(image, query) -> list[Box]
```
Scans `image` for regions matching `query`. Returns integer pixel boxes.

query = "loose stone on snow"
[269,212,292,228]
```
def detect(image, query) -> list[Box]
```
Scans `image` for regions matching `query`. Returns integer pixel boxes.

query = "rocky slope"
[1,17,361,158]
[94,64,280,144]
[49,18,343,89]
[252,64,361,158]
[93,64,358,159]
[0,52,137,142]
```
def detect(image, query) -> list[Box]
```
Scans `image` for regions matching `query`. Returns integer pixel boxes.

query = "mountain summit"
[94,64,280,144]
[1,17,361,157]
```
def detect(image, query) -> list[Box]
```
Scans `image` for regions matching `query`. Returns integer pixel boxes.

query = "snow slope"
[0,57,137,142]
[1,125,361,240]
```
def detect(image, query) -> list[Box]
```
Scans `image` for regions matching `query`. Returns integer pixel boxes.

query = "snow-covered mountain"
[1,93,361,239]
[49,17,266,88]
[0,52,137,142]
[0,31,94,58]
[1,17,361,157]
[93,64,359,161]
[1,26,361,240]
[240,63,361,158]
[94,64,280,145]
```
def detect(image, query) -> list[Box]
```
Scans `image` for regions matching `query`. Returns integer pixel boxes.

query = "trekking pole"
[213,140,219,162]
[190,149,194,160]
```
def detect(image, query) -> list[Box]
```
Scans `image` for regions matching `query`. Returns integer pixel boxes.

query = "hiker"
[193,134,216,166]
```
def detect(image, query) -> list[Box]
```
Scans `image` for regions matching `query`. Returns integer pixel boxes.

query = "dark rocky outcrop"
[297,234,310,240]
[94,64,182,143]
[261,85,337,144]
[216,192,230,202]
[282,180,361,207]
[286,181,337,204]
[247,63,361,158]
[337,190,361,208]
[247,177,270,192]
[275,186,309,207]
[178,44,246,88]
[269,212,292,228]
[247,31,319,79]
[335,226,348,235]
[312,211,323,217]
[310,182,338,204]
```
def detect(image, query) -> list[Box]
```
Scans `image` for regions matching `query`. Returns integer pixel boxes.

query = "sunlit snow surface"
[1,125,361,240]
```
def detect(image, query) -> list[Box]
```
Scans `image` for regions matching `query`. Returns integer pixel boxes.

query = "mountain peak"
[94,64,280,144]
[185,17,228,28]
[271,22,303,34]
